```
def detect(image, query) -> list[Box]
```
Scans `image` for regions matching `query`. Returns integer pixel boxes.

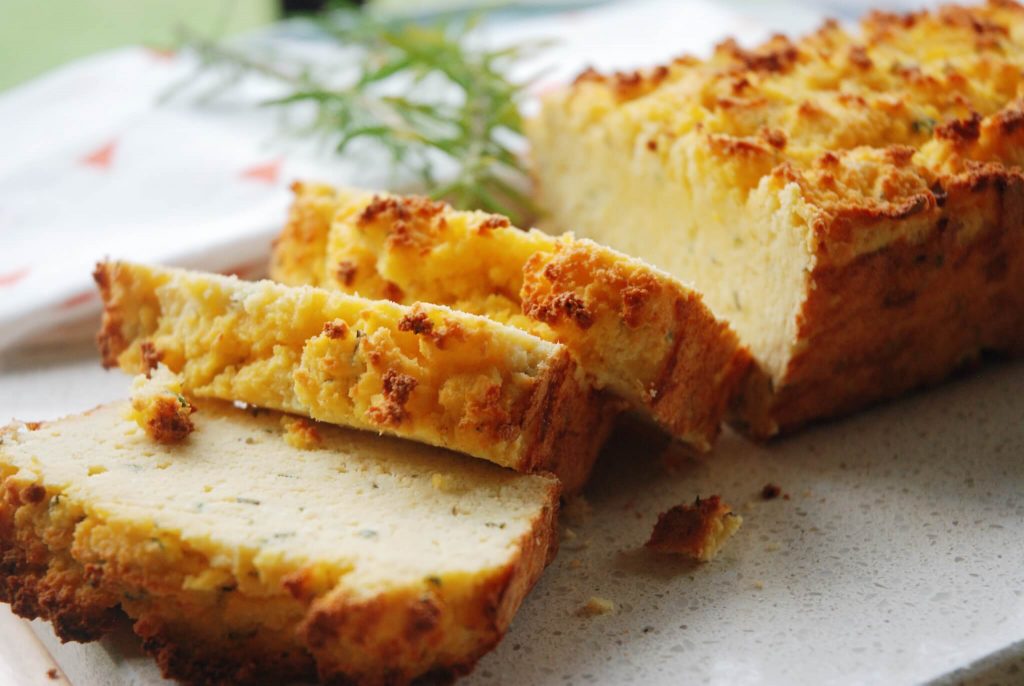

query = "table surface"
[1,336,1023,686]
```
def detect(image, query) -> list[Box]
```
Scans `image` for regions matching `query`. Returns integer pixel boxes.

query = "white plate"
[2,341,1022,685]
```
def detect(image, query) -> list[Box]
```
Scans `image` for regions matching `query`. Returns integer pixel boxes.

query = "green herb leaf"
[174,7,549,224]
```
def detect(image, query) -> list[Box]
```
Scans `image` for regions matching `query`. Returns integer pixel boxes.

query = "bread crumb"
[761,483,782,500]
[281,416,322,450]
[569,558,583,569]
[645,495,742,562]
[47,668,59,680]
[577,596,615,617]
[129,365,194,444]
[753,580,765,590]
[765,542,780,552]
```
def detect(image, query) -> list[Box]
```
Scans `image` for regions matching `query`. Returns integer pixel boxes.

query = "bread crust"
[271,185,748,451]
[0,477,122,643]
[645,495,742,561]
[738,164,1024,435]
[93,262,610,493]
[0,419,562,685]
[269,181,338,288]
[531,1,1024,438]
[521,240,753,450]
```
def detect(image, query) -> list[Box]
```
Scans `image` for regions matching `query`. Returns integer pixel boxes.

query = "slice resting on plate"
[94,261,617,493]
[0,400,559,685]
[271,184,753,451]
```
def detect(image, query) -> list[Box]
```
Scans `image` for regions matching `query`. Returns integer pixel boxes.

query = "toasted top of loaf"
[0,401,559,684]
[93,261,612,491]
[541,1,1024,262]
[271,184,752,450]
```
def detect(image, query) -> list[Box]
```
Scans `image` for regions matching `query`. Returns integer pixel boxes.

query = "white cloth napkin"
[0,0,809,351]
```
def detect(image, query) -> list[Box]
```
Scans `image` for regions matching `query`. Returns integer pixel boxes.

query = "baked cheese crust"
[94,262,616,493]
[271,184,752,451]
[529,1,1024,436]
[0,401,559,685]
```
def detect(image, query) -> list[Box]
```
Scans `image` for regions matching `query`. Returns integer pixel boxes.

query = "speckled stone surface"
[2,341,1023,685]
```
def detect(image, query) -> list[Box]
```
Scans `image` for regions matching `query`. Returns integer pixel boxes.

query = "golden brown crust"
[274,184,749,452]
[141,396,195,444]
[515,350,622,493]
[302,487,559,685]
[93,263,125,369]
[558,1,1024,252]
[0,469,122,643]
[140,341,163,372]
[94,261,607,492]
[133,617,316,686]
[645,495,739,561]
[535,1,1024,438]
[522,241,752,450]
[740,164,1024,435]
[0,451,561,685]
[366,369,418,427]
[269,181,338,288]
[647,302,756,449]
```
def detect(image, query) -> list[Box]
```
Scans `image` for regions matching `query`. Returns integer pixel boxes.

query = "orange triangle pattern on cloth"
[144,46,177,61]
[81,140,117,169]
[240,158,283,185]
[0,267,30,287]
[60,291,96,310]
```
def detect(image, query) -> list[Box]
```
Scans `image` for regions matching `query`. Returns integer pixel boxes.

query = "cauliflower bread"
[0,401,559,685]
[271,184,752,451]
[94,261,615,493]
[529,1,1024,436]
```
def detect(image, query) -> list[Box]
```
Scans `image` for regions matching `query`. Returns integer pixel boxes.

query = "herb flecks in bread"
[0,401,560,685]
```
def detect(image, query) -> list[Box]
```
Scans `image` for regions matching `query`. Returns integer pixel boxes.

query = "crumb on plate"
[645,495,742,562]
[577,596,615,617]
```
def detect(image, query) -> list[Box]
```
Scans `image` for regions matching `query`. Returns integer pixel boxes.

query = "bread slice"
[0,400,560,685]
[528,2,1024,437]
[93,261,615,493]
[270,184,752,451]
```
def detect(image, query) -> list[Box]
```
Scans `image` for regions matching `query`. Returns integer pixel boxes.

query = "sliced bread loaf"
[528,2,1024,436]
[94,261,617,492]
[0,400,559,685]
[271,184,752,451]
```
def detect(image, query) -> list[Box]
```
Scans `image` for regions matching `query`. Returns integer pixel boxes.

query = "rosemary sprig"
[175,8,544,223]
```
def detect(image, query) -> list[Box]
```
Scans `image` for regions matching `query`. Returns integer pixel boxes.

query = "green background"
[0,0,278,91]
